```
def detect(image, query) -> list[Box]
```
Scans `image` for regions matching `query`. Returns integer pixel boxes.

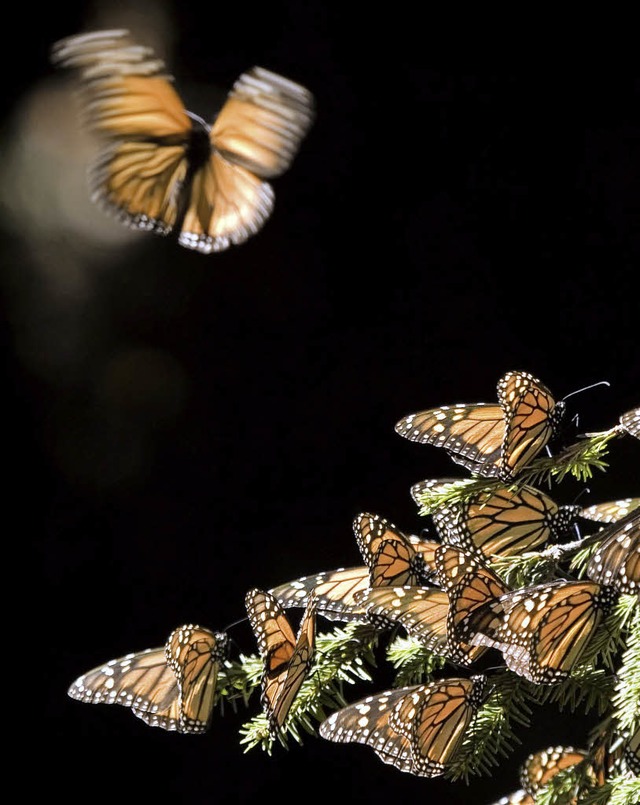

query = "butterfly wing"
[395,403,506,479]
[68,645,183,731]
[432,483,580,559]
[586,510,640,595]
[519,745,589,797]
[497,371,563,481]
[389,676,486,777]
[470,581,615,683]
[51,29,192,236]
[619,407,640,440]
[353,512,436,588]
[165,625,228,733]
[245,588,316,734]
[361,585,450,650]
[580,498,640,524]
[178,66,315,253]
[269,566,371,622]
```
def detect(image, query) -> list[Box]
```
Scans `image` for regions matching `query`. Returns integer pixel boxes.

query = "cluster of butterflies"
[68,369,639,799]
[50,29,315,254]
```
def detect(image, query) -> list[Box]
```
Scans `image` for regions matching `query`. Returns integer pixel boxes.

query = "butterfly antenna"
[563,380,611,401]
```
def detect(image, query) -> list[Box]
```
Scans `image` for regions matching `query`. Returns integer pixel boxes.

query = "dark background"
[4,1,639,802]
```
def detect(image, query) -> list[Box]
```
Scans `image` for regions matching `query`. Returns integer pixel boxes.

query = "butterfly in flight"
[579,498,640,525]
[319,674,488,777]
[353,512,439,589]
[67,624,229,733]
[466,578,618,684]
[245,587,316,736]
[585,509,639,596]
[395,370,565,483]
[50,29,315,254]
[413,479,581,559]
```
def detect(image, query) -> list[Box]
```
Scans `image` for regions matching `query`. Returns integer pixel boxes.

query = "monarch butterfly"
[269,566,371,622]
[433,544,510,648]
[585,509,640,596]
[624,724,640,775]
[360,584,486,665]
[318,675,488,777]
[245,587,316,736]
[353,512,439,589]
[67,624,228,733]
[619,407,640,440]
[413,479,581,559]
[580,498,640,524]
[492,745,591,805]
[50,29,315,254]
[467,579,618,683]
[395,370,564,483]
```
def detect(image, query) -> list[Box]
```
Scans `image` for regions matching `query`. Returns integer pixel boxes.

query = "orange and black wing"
[269,566,370,622]
[586,509,640,596]
[245,587,316,734]
[519,745,589,798]
[165,624,229,733]
[51,29,192,236]
[395,402,506,479]
[497,371,563,482]
[580,498,640,524]
[178,66,315,253]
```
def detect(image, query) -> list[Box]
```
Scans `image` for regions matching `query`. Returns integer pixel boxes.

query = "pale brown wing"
[67,647,182,731]
[269,566,370,622]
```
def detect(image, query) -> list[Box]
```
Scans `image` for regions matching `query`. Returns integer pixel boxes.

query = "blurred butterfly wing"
[51,29,192,236]
[580,498,640,524]
[269,566,370,621]
[620,407,640,439]
[177,66,315,254]
[165,625,228,733]
[432,484,580,559]
[490,793,533,805]
[586,510,640,595]
[471,581,614,683]
[497,371,562,481]
[395,403,505,478]
[68,647,182,731]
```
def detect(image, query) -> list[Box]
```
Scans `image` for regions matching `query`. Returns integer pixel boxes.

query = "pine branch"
[385,635,448,686]
[612,603,640,732]
[607,776,640,805]
[536,666,615,716]
[238,621,379,753]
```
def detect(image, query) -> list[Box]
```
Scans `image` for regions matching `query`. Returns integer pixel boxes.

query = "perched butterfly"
[319,675,487,778]
[585,509,640,596]
[360,584,485,665]
[395,370,564,483]
[50,29,315,254]
[580,498,640,524]
[467,579,618,683]
[492,745,590,805]
[245,587,316,736]
[520,745,590,797]
[269,566,371,622]
[619,407,640,440]
[67,624,228,733]
[433,544,510,650]
[414,479,581,559]
[353,512,439,589]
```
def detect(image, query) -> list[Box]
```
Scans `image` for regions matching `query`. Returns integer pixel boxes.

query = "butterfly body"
[67,624,228,733]
[51,29,315,253]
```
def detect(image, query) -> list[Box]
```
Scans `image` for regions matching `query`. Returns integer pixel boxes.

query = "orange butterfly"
[51,29,315,253]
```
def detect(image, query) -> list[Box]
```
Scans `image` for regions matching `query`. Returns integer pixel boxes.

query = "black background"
[4,1,639,802]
